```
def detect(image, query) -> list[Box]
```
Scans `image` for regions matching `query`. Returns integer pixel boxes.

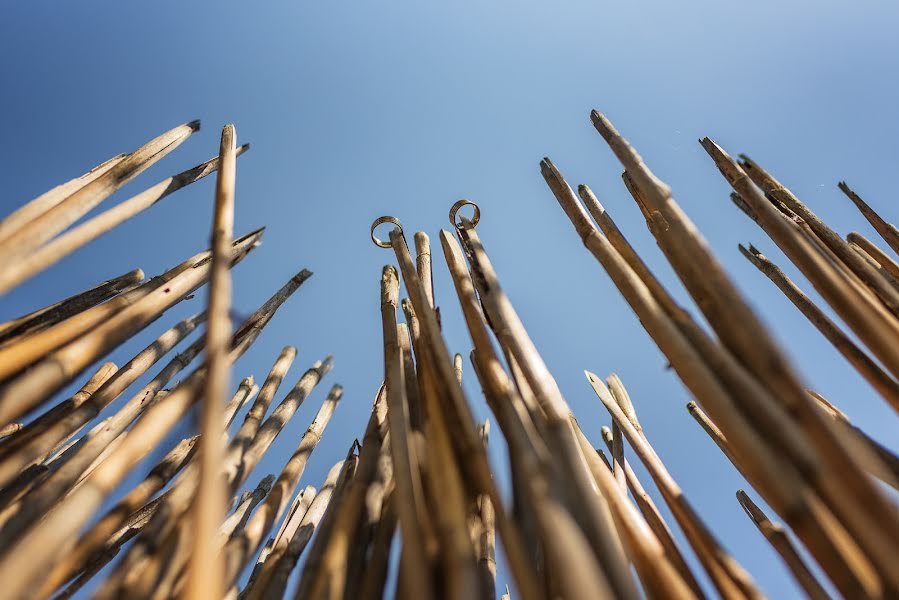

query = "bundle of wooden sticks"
[0,110,896,599]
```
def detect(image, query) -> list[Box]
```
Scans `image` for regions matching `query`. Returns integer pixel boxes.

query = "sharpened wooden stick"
[241,484,315,598]
[452,221,639,600]
[379,265,434,598]
[0,268,143,344]
[188,123,238,600]
[738,155,899,317]
[685,401,881,597]
[0,120,199,267]
[553,159,880,597]
[573,421,700,600]
[588,373,762,600]
[848,231,899,285]
[838,181,899,257]
[291,387,387,600]
[0,313,204,505]
[701,138,899,588]
[105,355,330,600]
[737,491,832,600]
[475,421,497,600]
[0,229,262,421]
[36,377,256,599]
[599,426,706,598]
[391,225,548,600]
[442,229,624,600]
[739,243,899,413]
[0,153,126,243]
[0,145,249,293]
[218,383,343,593]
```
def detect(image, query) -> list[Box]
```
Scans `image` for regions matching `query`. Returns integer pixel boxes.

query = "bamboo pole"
[737,491,832,600]
[475,421,497,600]
[415,231,435,309]
[0,120,199,265]
[685,402,881,597]
[573,420,700,600]
[554,159,882,597]
[0,316,212,540]
[0,268,143,344]
[36,377,256,599]
[255,469,333,599]
[292,449,359,600]
[188,123,238,600]
[390,224,548,600]
[738,155,899,316]
[241,484,316,598]
[0,145,249,293]
[807,392,899,489]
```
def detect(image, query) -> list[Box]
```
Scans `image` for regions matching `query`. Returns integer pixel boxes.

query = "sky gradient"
[2,1,898,597]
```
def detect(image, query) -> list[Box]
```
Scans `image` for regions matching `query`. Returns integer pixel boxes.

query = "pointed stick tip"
[187,119,201,132]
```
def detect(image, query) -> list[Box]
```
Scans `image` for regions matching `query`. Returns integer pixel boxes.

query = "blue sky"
[2,1,898,597]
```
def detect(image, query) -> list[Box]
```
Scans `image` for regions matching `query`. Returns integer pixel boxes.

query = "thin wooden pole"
[0,153,126,243]
[188,123,238,600]
[0,145,249,293]
[218,383,343,593]
[740,243,899,412]
[737,491,832,600]
[0,121,199,265]
[0,121,199,267]
[838,182,899,256]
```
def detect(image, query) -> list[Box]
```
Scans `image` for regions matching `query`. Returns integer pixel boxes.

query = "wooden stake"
[188,123,238,600]
[0,120,199,264]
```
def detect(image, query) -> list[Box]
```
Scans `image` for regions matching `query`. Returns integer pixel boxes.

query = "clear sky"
[2,1,898,597]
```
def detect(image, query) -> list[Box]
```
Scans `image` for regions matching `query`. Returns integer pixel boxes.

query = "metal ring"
[449,199,480,229]
[370,216,403,248]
